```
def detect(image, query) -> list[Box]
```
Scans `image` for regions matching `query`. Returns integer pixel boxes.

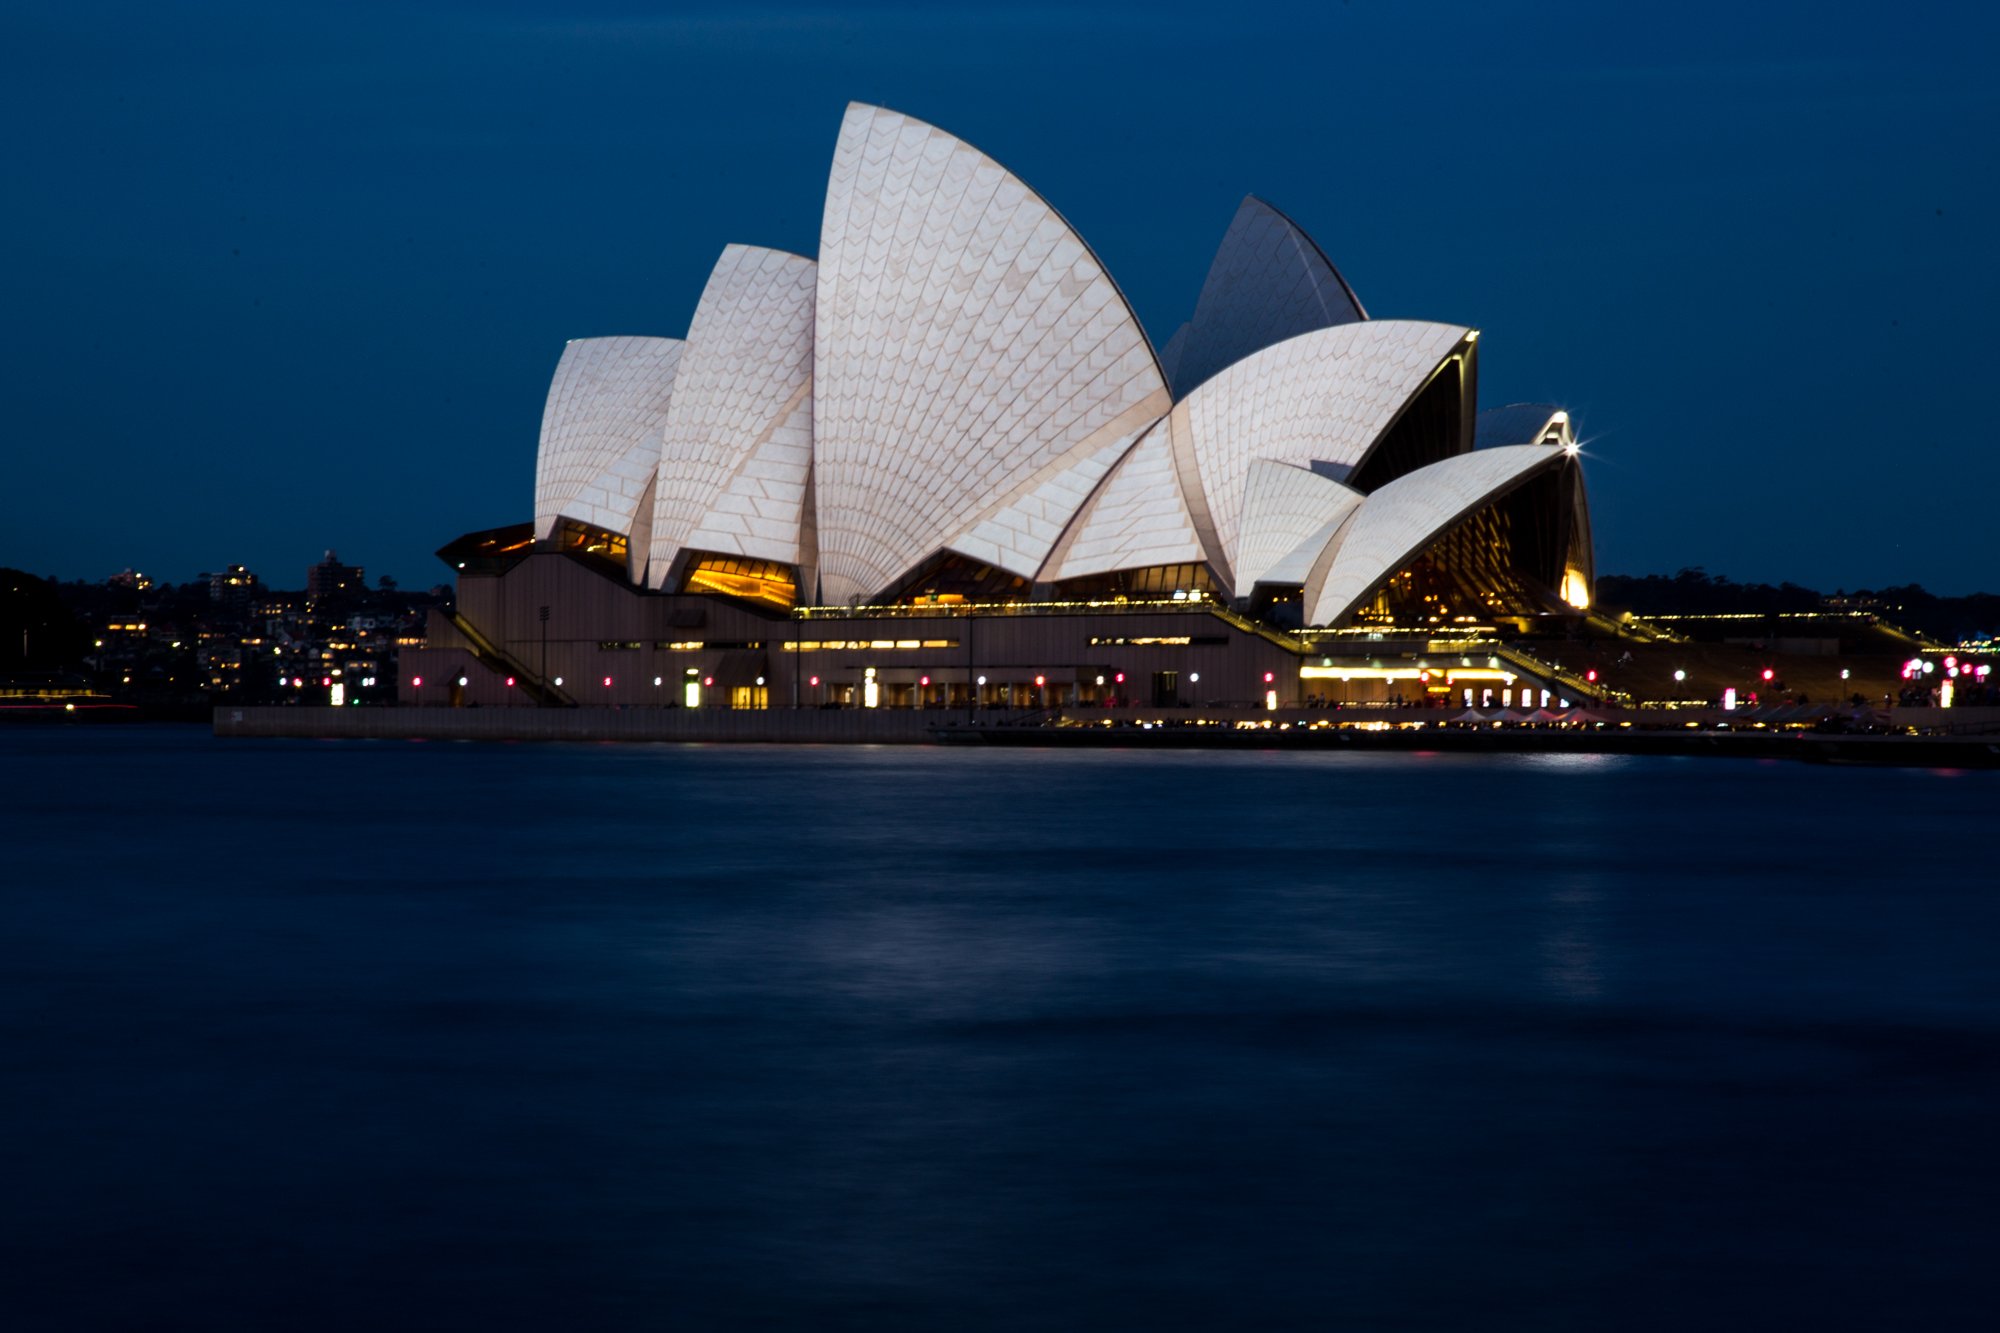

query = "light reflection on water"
[2,727,1998,1330]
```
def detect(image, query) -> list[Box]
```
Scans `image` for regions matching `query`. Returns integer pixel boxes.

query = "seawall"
[212,705,2000,766]
[214,704,1007,744]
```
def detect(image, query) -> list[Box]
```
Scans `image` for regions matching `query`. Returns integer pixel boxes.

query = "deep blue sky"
[5,1,1994,593]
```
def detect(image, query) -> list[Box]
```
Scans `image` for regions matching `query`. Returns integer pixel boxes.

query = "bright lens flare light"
[1560,568,1591,610]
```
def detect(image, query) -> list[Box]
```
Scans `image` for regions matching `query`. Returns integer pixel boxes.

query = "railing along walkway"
[447,611,577,707]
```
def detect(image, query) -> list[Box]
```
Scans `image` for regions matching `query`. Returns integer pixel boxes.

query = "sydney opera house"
[408,104,1597,712]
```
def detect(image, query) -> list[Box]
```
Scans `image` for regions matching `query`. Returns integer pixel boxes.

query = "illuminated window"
[436,522,535,575]
[778,639,958,652]
[555,519,629,566]
[880,551,1030,605]
[1056,564,1216,600]
[681,554,798,609]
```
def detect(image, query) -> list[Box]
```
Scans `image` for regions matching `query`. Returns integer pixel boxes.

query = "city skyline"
[4,1,1994,592]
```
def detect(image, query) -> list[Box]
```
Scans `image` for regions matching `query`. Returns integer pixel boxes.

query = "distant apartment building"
[307,551,365,602]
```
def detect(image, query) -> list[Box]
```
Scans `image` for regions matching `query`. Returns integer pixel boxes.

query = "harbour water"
[3,726,1996,1329]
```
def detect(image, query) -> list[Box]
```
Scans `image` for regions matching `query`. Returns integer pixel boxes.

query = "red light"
[810,676,820,687]
[1264,671,1275,683]
[1762,668,1774,681]
[1585,669,1597,682]
[1035,675,1045,688]
[505,677,515,687]
[321,677,331,687]
[920,675,930,687]
[1114,673,1125,684]
[603,676,613,687]
[411,676,422,688]
[703,676,713,687]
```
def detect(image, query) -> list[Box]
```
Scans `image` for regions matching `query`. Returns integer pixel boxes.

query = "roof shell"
[650,244,818,584]
[944,399,1160,578]
[1303,444,1565,625]
[811,103,1170,603]
[1235,460,1365,590]
[1164,195,1367,399]
[1049,412,1209,581]
[533,336,685,545]
[1177,319,1473,591]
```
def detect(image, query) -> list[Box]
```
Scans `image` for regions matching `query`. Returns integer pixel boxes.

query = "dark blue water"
[3,727,1996,1329]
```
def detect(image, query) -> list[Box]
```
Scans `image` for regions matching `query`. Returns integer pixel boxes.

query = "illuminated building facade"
[409,104,1596,711]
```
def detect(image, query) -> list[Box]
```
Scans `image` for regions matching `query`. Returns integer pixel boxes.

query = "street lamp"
[538,605,550,707]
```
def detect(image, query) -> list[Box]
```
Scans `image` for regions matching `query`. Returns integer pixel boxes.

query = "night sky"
[5,1,1994,593]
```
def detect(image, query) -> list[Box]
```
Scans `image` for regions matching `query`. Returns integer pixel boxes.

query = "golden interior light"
[683,556,798,609]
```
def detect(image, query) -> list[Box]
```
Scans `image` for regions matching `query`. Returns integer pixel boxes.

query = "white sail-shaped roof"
[534,336,684,544]
[944,410,1156,577]
[1166,196,1367,399]
[1177,319,1472,590]
[1304,444,1564,625]
[1261,509,1359,589]
[1235,460,1365,590]
[1049,414,1209,581]
[812,103,1172,603]
[650,245,817,585]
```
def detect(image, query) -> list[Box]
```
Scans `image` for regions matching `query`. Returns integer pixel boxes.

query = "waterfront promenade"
[214,704,2000,765]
